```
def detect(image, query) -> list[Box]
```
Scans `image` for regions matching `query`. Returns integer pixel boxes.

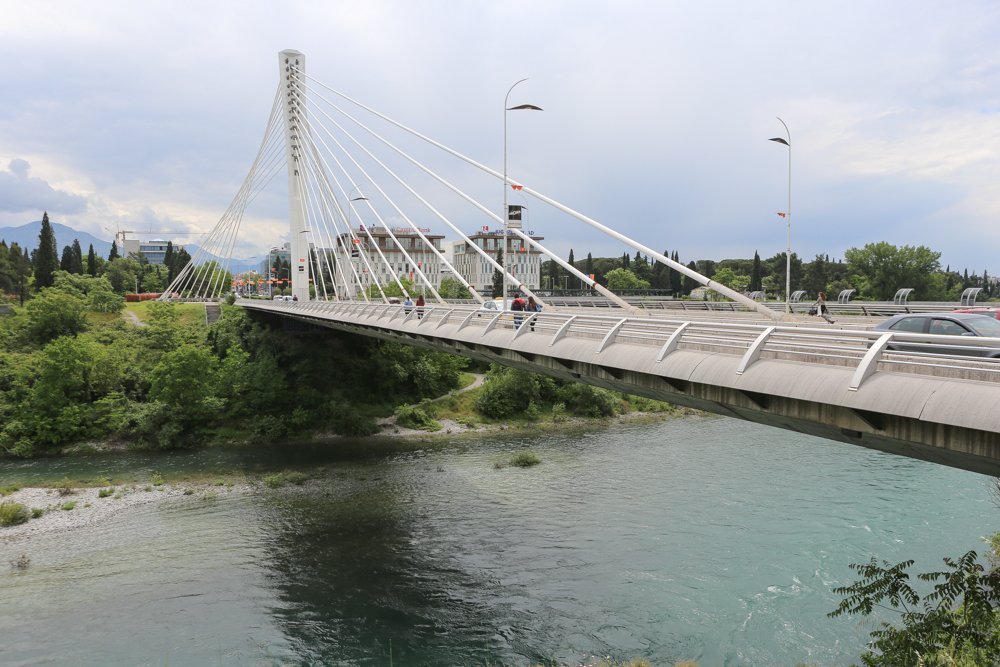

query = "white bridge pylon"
[162,50,782,321]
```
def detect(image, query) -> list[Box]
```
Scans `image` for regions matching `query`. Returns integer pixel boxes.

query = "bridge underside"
[249,307,1000,478]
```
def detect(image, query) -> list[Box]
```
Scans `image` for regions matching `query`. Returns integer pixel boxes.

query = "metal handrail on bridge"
[239,298,1000,391]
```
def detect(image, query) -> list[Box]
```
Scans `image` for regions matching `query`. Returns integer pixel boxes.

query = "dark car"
[872,312,1000,357]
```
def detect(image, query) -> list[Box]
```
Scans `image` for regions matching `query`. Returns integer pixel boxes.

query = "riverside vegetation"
[0,270,675,459]
[5,273,1000,665]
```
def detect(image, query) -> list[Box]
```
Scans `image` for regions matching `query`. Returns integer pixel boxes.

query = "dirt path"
[123,310,147,327]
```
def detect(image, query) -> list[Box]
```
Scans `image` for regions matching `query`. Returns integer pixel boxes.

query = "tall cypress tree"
[567,249,575,290]
[87,244,97,276]
[751,251,762,292]
[683,261,698,295]
[492,248,504,297]
[164,241,175,282]
[9,244,31,305]
[34,211,59,290]
[71,239,83,274]
[108,240,119,261]
[670,251,683,295]
[60,245,74,272]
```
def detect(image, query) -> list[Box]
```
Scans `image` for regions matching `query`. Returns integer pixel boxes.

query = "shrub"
[31,508,44,518]
[509,451,541,468]
[328,404,379,437]
[264,471,310,488]
[60,501,76,511]
[555,383,618,418]
[283,471,308,486]
[0,501,30,526]
[97,488,114,498]
[55,478,75,496]
[0,485,20,496]
[395,404,441,431]
[474,366,556,419]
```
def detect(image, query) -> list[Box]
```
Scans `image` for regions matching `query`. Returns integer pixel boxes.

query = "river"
[0,415,993,666]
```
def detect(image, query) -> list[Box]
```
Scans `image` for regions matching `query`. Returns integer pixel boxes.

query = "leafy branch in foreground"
[830,550,1000,666]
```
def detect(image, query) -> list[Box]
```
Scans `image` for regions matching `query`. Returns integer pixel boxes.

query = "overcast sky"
[2,0,1000,275]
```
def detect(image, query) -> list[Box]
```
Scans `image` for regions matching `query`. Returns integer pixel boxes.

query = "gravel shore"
[1,483,251,545]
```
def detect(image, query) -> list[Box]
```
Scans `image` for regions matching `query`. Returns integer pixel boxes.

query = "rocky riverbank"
[1,482,252,545]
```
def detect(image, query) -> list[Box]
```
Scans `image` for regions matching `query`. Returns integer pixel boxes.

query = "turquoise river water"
[0,415,994,666]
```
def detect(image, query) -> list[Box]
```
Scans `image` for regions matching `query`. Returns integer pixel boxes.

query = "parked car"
[477,298,506,315]
[953,307,1000,320]
[872,312,1000,357]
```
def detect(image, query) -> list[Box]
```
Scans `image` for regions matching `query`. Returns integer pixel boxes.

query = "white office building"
[450,229,545,295]
[333,227,446,297]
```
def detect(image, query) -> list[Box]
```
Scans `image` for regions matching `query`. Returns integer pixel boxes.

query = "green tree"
[34,212,59,290]
[104,257,140,294]
[12,245,31,305]
[605,268,650,291]
[831,550,1000,666]
[163,241,175,281]
[844,241,941,299]
[367,276,414,300]
[711,267,751,294]
[567,249,576,290]
[168,247,191,288]
[71,239,83,274]
[438,276,471,299]
[844,242,942,300]
[86,243,97,276]
[683,261,698,295]
[750,251,762,292]
[492,247,504,297]
[763,252,803,301]
[0,240,12,294]
[148,344,219,412]
[670,251,683,295]
[25,288,88,342]
[108,239,119,261]
[59,245,74,273]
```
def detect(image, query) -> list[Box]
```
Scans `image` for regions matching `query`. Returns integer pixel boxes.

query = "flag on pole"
[510,184,523,191]
[776,212,787,218]
[482,225,489,232]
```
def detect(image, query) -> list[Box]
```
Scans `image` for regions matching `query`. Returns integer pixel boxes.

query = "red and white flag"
[776,212,787,218]
[510,184,523,191]
[482,225,489,232]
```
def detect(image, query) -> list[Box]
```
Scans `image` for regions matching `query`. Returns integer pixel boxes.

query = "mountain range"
[0,220,265,273]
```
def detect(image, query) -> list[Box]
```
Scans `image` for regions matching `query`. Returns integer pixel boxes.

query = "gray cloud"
[0,159,87,214]
[1,1,999,272]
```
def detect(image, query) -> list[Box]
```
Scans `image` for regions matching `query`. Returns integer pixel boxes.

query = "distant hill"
[0,220,265,273]
[0,220,112,257]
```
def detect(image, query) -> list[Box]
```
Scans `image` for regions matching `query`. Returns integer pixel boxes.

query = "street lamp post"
[769,117,792,314]
[503,78,542,309]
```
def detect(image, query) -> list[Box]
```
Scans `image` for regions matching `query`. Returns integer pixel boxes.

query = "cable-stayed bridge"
[165,50,1000,476]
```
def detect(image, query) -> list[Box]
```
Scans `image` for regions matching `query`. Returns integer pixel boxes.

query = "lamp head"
[769,137,790,146]
[507,104,543,111]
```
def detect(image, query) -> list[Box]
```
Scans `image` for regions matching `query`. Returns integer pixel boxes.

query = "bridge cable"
[301,72,780,319]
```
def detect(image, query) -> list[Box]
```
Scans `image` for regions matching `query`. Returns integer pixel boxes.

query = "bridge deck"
[237,299,1000,476]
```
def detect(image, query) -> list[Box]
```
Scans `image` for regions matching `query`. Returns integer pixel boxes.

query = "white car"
[478,298,506,314]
